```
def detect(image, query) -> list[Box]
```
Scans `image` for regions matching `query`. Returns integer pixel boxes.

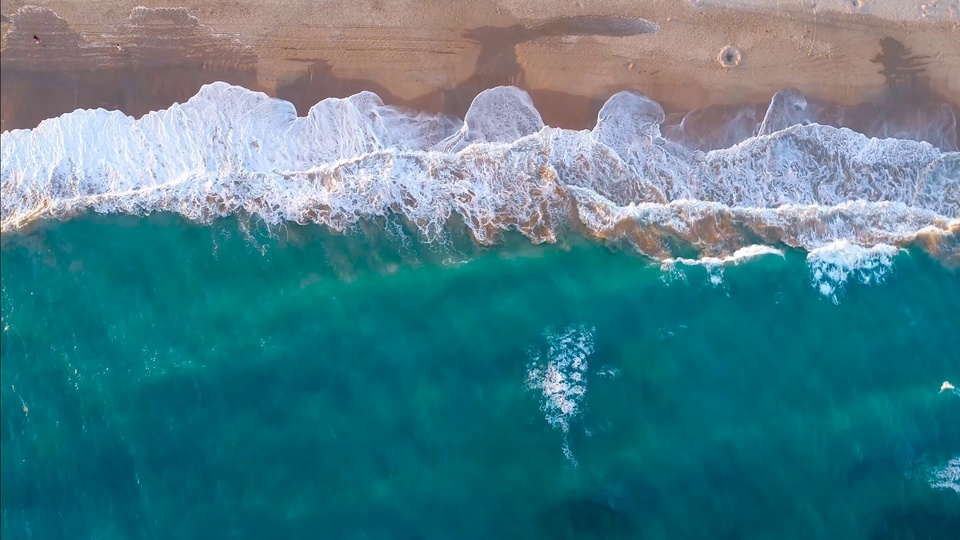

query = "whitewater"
[2,83,958,262]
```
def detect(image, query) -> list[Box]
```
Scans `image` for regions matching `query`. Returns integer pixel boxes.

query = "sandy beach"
[1,0,958,132]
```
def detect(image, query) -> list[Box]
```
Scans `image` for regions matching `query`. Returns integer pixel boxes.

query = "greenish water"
[1,214,958,540]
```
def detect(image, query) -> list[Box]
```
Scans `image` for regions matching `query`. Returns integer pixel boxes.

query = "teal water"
[1,214,958,539]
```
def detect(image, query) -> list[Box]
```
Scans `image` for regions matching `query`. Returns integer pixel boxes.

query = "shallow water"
[1,214,957,539]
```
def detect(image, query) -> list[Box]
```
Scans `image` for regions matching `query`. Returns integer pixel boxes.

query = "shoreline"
[2,1,959,132]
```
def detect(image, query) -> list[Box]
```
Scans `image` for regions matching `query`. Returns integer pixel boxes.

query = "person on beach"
[115,43,124,53]
[33,34,42,45]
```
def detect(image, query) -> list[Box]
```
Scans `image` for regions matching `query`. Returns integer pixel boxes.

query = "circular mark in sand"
[718,46,742,68]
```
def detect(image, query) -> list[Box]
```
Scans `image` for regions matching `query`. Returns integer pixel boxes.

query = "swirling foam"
[526,325,595,465]
[2,83,958,266]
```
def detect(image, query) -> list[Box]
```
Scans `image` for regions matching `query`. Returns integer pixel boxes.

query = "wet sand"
[1,0,958,133]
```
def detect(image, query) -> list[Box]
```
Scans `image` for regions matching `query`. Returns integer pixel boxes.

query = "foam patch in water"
[927,457,960,494]
[526,324,595,465]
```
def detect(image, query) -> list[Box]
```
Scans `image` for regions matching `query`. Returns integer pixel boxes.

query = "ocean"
[1,84,958,539]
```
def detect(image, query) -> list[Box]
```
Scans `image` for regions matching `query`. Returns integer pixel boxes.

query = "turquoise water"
[1,214,958,539]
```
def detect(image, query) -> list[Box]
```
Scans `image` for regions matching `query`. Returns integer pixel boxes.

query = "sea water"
[1,85,959,539]
[1,216,958,539]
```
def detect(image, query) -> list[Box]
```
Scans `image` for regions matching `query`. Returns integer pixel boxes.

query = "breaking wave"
[2,83,958,265]
[807,241,900,303]
[660,245,785,286]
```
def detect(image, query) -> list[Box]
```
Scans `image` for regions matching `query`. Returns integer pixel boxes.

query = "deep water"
[1,214,958,540]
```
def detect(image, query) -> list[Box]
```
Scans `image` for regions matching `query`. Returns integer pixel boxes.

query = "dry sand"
[1,0,958,131]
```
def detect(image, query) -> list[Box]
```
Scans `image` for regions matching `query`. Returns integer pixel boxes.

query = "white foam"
[928,456,960,494]
[525,324,595,465]
[660,245,785,285]
[129,6,200,24]
[806,241,900,303]
[11,5,55,15]
[441,87,542,152]
[1,83,957,263]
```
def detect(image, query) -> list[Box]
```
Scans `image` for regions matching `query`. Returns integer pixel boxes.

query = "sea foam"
[660,245,785,286]
[526,325,595,465]
[806,241,901,303]
[928,457,960,494]
[2,83,958,265]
